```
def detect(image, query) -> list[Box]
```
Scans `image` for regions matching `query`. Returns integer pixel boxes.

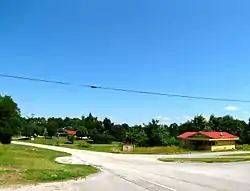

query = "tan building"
[122,143,134,152]
[177,132,239,151]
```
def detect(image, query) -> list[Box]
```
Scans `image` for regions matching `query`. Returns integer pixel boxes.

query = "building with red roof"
[177,131,239,151]
[65,130,77,135]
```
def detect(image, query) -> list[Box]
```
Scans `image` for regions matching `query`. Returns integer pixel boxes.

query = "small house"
[65,130,77,135]
[122,143,134,152]
[177,132,239,151]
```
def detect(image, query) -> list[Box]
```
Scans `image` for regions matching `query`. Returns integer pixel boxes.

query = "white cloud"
[203,115,210,120]
[155,116,172,123]
[243,111,249,114]
[183,115,192,121]
[224,106,239,111]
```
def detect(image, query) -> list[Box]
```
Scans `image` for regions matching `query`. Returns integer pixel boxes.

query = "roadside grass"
[221,153,250,157]
[236,144,250,151]
[158,157,250,163]
[125,146,192,154]
[0,144,98,187]
[21,137,120,152]
[20,137,195,154]
[22,136,74,145]
[20,137,250,155]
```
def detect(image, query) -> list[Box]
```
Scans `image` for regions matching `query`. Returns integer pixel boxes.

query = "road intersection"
[3,141,250,191]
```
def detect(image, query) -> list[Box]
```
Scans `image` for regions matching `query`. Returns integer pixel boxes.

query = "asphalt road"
[5,141,250,191]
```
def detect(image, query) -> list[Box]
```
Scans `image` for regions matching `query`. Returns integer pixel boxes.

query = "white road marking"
[138,176,177,191]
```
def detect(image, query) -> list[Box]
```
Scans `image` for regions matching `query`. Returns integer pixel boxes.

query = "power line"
[0,73,249,103]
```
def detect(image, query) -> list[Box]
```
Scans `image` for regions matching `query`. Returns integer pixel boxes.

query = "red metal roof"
[65,130,77,135]
[177,132,197,139]
[199,132,238,139]
[177,131,238,139]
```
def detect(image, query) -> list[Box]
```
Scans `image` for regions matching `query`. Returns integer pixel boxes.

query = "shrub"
[18,137,30,141]
[67,135,75,144]
[111,148,121,153]
[0,133,12,144]
[87,140,94,144]
[90,133,112,144]
[78,141,91,148]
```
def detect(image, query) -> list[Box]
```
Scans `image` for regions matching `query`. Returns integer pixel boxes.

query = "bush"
[132,146,185,154]
[18,137,30,141]
[78,141,91,148]
[0,133,12,144]
[87,140,94,144]
[67,135,75,144]
[90,133,112,144]
[111,148,121,153]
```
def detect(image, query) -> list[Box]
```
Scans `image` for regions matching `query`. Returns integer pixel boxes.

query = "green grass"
[21,137,250,155]
[0,144,98,187]
[23,136,74,145]
[221,153,250,157]
[236,144,250,151]
[22,137,120,152]
[158,157,250,163]
[21,137,193,154]
[125,146,191,154]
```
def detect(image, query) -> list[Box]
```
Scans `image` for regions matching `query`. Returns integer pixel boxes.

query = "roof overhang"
[183,137,239,141]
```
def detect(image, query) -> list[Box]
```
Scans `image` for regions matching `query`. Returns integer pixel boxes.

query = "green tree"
[111,123,129,142]
[46,117,58,137]
[22,121,35,138]
[125,125,148,147]
[240,119,250,144]
[103,118,114,133]
[168,123,179,137]
[0,95,21,144]
[208,115,220,131]
[178,115,208,133]
[217,115,241,134]
[76,126,88,139]
[67,134,75,144]
[192,115,207,131]
[144,119,168,146]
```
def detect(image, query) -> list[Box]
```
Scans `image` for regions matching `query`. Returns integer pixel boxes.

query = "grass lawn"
[20,137,193,154]
[221,153,250,157]
[236,144,250,151]
[125,146,192,154]
[21,137,120,152]
[20,137,250,155]
[158,157,250,163]
[0,144,98,187]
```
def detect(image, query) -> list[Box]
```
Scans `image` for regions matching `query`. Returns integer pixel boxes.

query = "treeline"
[1,95,250,145]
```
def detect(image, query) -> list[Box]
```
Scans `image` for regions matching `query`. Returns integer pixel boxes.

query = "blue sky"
[1,0,250,124]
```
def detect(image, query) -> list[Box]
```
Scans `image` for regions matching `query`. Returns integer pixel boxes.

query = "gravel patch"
[55,156,87,165]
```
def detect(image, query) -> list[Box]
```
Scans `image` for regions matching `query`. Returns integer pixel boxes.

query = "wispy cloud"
[183,115,192,121]
[155,116,172,123]
[224,106,239,111]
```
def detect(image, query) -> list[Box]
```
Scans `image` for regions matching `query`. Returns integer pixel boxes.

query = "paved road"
[4,141,250,191]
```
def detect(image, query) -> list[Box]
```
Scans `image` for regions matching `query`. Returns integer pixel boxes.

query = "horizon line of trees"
[1,95,250,145]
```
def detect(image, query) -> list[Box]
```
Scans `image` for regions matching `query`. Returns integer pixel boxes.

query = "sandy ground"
[1,141,250,191]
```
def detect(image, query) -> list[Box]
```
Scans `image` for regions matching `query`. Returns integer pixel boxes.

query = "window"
[210,141,216,146]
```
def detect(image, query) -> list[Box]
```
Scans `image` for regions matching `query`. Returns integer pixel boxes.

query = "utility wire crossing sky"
[1,73,250,103]
[1,1,250,124]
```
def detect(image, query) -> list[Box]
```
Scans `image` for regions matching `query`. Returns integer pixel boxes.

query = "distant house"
[122,142,134,152]
[177,132,239,151]
[63,130,88,140]
[65,130,77,135]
